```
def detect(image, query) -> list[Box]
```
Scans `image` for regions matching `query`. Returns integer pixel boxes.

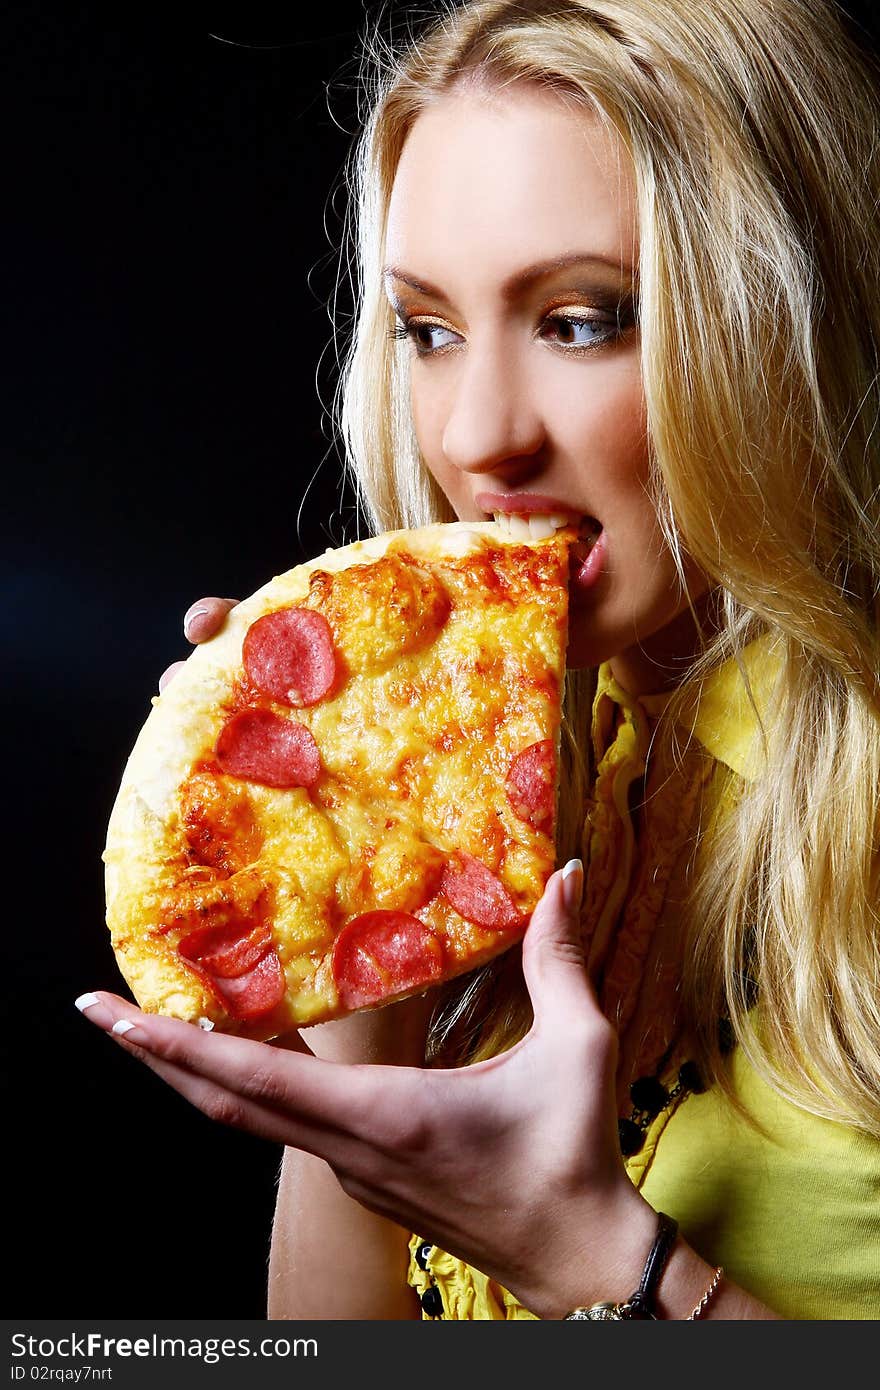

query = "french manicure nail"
[75,993,143,1040]
[111,1018,149,1046]
[74,993,115,1030]
[561,857,584,913]
[183,606,208,637]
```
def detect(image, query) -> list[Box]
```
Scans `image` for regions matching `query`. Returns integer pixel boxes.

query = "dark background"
[7,1,380,1319]
[6,1,880,1320]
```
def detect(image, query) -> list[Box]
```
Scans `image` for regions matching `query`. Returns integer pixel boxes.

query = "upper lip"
[474,491,585,519]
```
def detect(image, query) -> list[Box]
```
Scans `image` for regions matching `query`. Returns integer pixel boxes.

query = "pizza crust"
[103,521,570,1039]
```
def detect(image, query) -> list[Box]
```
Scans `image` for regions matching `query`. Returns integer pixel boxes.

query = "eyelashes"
[540,312,623,350]
[386,320,456,355]
[387,304,637,359]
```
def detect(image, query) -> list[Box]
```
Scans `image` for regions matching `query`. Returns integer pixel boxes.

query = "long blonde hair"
[333,0,880,1135]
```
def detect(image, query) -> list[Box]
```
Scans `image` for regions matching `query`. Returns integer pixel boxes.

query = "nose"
[440,336,546,481]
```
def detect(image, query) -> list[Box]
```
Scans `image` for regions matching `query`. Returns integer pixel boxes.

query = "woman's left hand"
[77,861,656,1318]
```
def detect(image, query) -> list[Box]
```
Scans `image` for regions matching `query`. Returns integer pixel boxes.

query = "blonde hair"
[333,0,880,1134]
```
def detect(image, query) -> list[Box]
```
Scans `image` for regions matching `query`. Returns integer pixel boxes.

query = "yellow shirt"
[407,643,880,1319]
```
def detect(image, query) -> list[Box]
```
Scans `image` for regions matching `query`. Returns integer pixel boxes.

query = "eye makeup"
[385,286,638,359]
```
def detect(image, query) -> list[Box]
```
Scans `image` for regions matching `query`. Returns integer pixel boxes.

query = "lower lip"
[570,530,606,599]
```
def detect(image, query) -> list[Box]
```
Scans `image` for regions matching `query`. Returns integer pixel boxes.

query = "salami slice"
[243,607,337,708]
[441,852,523,931]
[177,920,273,979]
[505,739,556,834]
[208,950,286,1019]
[215,708,320,789]
[332,910,445,1009]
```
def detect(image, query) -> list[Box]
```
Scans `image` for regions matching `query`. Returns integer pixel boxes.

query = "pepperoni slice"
[243,607,337,708]
[440,852,523,931]
[177,920,273,979]
[505,739,556,835]
[332,910,445,1010]
[209,950,286,1020]
[215,708,320,789]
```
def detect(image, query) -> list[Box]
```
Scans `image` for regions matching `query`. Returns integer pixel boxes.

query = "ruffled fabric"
[407,1237,539,1320]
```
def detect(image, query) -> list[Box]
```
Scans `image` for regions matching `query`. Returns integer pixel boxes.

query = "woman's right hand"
[157,591,434,1068]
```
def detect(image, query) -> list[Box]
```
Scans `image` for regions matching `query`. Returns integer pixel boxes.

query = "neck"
[609,589,722,696]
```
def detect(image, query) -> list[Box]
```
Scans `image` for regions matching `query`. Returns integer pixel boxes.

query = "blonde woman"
[79,0,880,1318]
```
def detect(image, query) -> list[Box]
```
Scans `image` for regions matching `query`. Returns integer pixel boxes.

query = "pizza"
[103,520,573,1041]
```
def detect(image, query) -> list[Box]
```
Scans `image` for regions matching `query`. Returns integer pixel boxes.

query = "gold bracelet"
[688,1265,724,1319]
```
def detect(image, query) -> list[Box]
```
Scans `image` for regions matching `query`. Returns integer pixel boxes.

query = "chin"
[564,620,614,673]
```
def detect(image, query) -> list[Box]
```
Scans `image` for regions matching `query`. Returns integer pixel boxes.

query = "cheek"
[567,357,645,450]
[551,359,650,500]
[410,383,462,498]
[410,386,436,464]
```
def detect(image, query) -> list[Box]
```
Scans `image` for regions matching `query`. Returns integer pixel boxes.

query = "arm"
[267,1000,433,1320]
[123,605,780,1321]
[79,866,783,1321]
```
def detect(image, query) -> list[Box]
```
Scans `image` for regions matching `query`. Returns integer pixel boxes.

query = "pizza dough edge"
[102,521,568,1032]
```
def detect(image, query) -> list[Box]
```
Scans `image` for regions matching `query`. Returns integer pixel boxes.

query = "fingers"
[183,597,239,644]
[158,598,240,692]
[521,860,601,1034]
[158,660,186,693]
[75,992,396,1155]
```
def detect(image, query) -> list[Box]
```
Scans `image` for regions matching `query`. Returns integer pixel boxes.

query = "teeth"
[504,513,533,540]
[492,511,575,540]
[527,515,559,540]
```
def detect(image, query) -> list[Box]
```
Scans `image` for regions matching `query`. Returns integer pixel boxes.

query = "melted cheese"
[105,525,570,1038]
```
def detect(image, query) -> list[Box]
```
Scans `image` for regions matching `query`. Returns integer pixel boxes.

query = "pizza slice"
[103,520,573,1041]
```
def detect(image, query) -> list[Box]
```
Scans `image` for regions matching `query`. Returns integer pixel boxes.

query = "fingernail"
[561,858,583,913]
[110,1018,148,1046]
[75,993,148,1044]
[75,992,114,1028]
[183,606,208,638]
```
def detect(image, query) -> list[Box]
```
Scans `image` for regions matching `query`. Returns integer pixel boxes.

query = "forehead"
[385,84,638,285]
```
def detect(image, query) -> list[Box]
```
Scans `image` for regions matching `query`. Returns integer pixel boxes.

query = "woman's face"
[384,82,708,690]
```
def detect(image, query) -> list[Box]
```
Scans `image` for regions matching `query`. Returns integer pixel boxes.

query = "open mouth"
[488,509,602,563]
[489,509,580,541]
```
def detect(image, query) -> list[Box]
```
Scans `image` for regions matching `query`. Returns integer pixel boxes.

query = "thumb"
[522,858,597,1033]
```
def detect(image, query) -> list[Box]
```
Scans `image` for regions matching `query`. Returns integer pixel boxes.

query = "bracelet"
[689,1265,724,1319]
[563,1211,679,1321]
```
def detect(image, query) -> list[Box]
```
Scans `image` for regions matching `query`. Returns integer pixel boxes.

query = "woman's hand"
[158,596,240,692]
[76,862,659,1319]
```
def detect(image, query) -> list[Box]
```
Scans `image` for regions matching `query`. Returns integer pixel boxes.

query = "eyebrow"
[382,251,636,302]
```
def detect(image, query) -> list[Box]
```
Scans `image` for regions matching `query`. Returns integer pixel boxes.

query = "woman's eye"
[388,308,628,357]
[540,312,618,350]
[389,318,459,356]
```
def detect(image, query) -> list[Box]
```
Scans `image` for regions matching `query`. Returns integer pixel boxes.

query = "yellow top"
[407,641,880,1319]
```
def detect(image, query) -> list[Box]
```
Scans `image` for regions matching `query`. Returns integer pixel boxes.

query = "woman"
[79,0,880,1317]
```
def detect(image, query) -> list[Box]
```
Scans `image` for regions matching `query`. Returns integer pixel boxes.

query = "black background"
[6,1,880,1320]
[7,1,380,1319]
